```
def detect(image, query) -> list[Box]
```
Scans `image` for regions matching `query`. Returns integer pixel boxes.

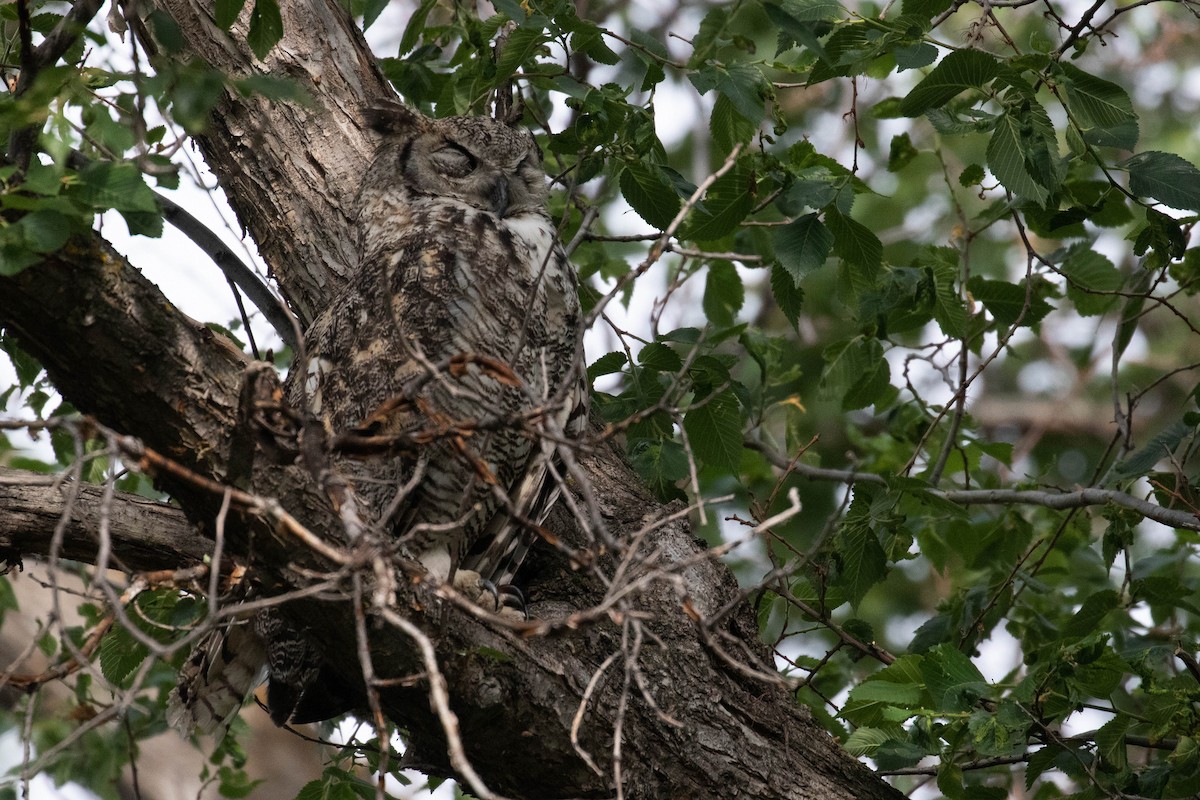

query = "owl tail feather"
[167,623,269,736]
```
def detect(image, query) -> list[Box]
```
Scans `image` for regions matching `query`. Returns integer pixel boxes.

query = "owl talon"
[452,569,500,610]
[497,585,528,620]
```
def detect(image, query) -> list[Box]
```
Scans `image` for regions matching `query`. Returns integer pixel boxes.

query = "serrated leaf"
[1062,589,1119,639]
[710,93,756,152]
[397,0,437,55]
[930,260,967,337]
[959,163,984,186]
[769,263,805,328]
[1061,63,1138,150]
[703,261,744,326]
[628,29,667,89]
[837,518,887,607]
[494,27,547,86]
[842,726,896,756]
[1108,419,1193,482]
[887,132,918,171]
[903,0,953,20]
[1062,247,1122,316]
[75,162,159,214]
[99,624,147,687]
[899,49,1001,117]
[247,0,283,61]
[683,389,743,473]
[1095,715,1130,772]
[619,162,680,229]
[774,213,833,280]
[630,439,688,501]
[987,110,1050,205]
[683,159,756,241]
[825,208,881,277]
[847,679,923,707]
[1125,151,1200,212]
[638,342,683,372]
[967,276,1053,328]
[588,351,627,381]
[19,209,73,253]
[360,0,390,31]
[920,643,988,711]
[819,336,889,409]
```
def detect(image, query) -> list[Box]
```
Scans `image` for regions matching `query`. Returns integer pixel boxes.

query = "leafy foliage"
[4,0,1200,798]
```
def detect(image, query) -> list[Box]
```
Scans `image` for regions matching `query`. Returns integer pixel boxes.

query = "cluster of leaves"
[0,0,309,276]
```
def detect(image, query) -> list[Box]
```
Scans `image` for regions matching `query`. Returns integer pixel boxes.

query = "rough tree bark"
[0,2,904,798]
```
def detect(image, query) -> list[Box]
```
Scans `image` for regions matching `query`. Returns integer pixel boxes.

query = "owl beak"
[488,177,510,216]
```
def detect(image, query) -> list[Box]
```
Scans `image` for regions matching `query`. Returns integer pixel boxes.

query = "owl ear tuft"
[363,100,428,135]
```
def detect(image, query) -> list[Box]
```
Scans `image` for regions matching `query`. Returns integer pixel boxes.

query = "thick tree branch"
[0,466,210,571]
[144,0,394,325]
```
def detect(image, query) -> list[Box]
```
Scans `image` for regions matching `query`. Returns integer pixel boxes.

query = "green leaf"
[921,643,988,711]
[846,678,923,708]
[1095,715,1131,772]
[495,27,548,86]
[837,516,887,607]
[1060,63,1138,150]
[987,107,1055,206]
[688,6,729,67]
[19,209,74,253]
[899,49,1001,117]
[683,389,743,473]
[214,0,246,29]
[903,0,953,20]
[619,162,680,229]
[75,162,160,214]
[396,0,437,55]
[703,261,745,326]
[587,351,627,381]
[959,163,984,186]
[967,276,1054,329]
[682,159,756,241]
[630,439,688,501]
[247,0,284,61]
[820,336,890,410]
[1125,151,1200,212]
[774,213,833,280]
[1062,247,1122,316]
[1062,589,1119,639]
[639,342,683,372]
[887,132,918,171]
[842,726,896,756]
[930,257,967,338]
[359,0,390,30]
[710,93,757,152]
[1108,419,1193,482]
[99,624,147,687]
[769,263,806,328]
[628,29,668,90]
[825,208,882,277]
[146,9,186,54]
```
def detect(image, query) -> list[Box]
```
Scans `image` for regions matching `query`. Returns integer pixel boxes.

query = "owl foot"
[452,570,527,621]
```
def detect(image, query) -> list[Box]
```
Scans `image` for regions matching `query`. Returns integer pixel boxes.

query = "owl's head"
[363,101,549,217]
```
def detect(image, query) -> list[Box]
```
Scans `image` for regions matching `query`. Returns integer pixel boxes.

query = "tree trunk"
[0,1,903,798]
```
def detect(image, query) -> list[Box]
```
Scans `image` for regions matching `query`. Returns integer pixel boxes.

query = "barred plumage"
[168,101,586,734]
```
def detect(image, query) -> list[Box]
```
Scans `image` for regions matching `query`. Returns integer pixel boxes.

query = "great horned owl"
[168,101,587,734]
